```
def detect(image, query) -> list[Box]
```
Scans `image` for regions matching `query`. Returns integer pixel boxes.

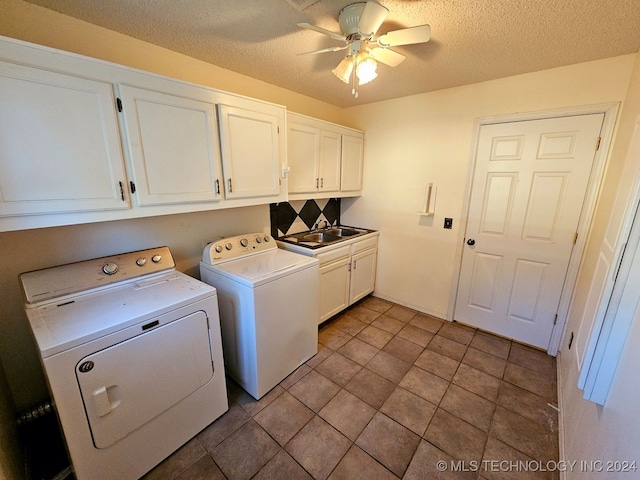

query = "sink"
[301,232,341,243]
[325,228,362,237]
[280,226,369,247]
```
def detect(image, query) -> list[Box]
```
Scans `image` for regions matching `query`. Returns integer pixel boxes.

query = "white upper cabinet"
[117,84,223,206]
[0,36,287,231]
[217,104,282,200]
[319,130,342,192]
[288,123,320,194]
[0,60,128,217]
[340,134,364,192]
[287,112,363,199]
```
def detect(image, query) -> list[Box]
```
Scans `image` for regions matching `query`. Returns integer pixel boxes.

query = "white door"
[341,134,364,192]
[319,257,351,323]
[288,123,320,194]
[117,85,223,206]
[319,131,342,192]
[350,248,378,304]
[0,61,128,216]
[455,114,604,349]
[217,104,281,199]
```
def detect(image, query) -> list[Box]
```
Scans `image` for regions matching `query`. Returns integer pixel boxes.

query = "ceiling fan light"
[356,56,377,85]
[332,56,354,83]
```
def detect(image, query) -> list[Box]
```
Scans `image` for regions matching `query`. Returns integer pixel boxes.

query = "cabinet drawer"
[316,245,351,266]
[351,236,378,254]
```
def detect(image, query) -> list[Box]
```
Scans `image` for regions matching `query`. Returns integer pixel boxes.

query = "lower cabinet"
[315,234,378,324]
[317,246,352,324]
[349,241,378,304]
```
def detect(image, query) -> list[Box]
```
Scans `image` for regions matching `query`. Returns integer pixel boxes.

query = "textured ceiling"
[21,0,640,108]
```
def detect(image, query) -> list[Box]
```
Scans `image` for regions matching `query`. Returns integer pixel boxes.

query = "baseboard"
[369,293,449,321]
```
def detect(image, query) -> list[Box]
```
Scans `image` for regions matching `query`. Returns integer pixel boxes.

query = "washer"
[20,247,228,480]
[200,233,319,399]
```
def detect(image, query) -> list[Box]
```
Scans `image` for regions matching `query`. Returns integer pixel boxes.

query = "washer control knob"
[102,262,119,275]
[136,257,147,267]
[215,245,223,253]
[151,254,162,263]
[255,236,262,243]
[240,238,248,247]
[263,236,270,242]
[225,242,233,251]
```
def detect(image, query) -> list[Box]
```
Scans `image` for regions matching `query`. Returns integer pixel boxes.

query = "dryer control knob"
[136,257,147,267]
[255,236,262,243]
[215,245,223,253]
[240,238,248,247]
[151,254,162,263]
[225,242,233,251]
[102,262,119,275]
[263,236,270,242]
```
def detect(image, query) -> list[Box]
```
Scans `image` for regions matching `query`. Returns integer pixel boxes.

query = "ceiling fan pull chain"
[352,57,358,98]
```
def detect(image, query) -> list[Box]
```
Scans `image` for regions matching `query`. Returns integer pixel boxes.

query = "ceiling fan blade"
[298,45,349,56]
[297,22,346,42]
[377,25,431,47]
[358,1,389,37]
[369,47,405,67]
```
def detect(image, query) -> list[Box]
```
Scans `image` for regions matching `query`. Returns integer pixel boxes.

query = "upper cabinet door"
[288,123,320,194]
[340,134,364,192]
[217,104,281,199]
[117,85,223,206]
[319,130,342,192]
[0,61,128,216]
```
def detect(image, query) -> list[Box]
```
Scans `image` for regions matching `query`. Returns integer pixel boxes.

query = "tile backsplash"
[270,199,340,238]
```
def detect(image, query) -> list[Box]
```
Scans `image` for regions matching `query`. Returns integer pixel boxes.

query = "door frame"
[448,103,620,355]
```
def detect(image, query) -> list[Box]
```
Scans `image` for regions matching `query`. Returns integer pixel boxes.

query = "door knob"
[467,238,476,246]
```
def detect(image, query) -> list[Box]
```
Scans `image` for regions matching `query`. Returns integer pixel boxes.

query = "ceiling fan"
[298,1,430,97]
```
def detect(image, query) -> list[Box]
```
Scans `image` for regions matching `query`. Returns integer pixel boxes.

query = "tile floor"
[144,296,560,480]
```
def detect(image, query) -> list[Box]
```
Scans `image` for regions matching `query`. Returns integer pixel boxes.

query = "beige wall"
[340,55,636,317]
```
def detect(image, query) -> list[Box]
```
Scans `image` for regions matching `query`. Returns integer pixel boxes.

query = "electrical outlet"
[444,218,453,229]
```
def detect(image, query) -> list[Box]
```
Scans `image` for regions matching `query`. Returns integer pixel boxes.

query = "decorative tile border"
[270,199,341,238]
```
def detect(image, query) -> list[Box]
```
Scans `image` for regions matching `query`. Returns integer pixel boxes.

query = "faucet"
[322,220,329,229]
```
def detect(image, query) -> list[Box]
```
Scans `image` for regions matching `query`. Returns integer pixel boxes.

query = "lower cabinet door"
[319,257,351,324]
[349,248,377,305]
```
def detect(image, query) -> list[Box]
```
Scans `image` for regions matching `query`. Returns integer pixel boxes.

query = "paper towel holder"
[417,183,436,216]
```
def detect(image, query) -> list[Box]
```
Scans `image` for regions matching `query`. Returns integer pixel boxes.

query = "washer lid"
[202,249,318,287]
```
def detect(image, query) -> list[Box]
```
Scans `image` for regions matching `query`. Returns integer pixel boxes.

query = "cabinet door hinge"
[573,232,578,244]
[116,98,123,112]
[553,314,558,325]
[595,136,601,151]
[129,181,136,194]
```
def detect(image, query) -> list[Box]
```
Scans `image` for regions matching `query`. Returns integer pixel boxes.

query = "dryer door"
[76,311,214,448]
